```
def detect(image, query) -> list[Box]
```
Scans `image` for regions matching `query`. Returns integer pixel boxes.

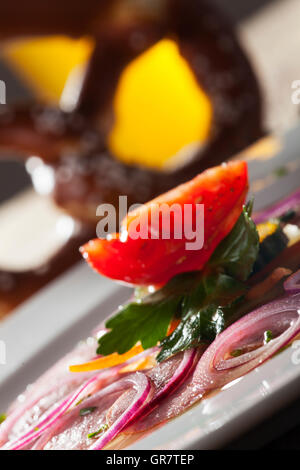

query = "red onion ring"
[35,350,198,447]
[127,348,199,429]
[0,384,62,446]
[130,294,300,433]
[90,373,153,450]
[24,373,151,450]
[4,366,123,450]
[284,269,300,294]
[5,375,101,450]
[201,294,300,387]
[32,376,138,449]
[0,372,94,447]
[253,188,300,224]
[153,349,198,402]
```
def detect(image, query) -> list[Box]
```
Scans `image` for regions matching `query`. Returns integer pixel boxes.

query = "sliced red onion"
[253,188,300,224]
[154,349,197,401]
[29,373,152,450]
[2,347,156,450]
[131,294,300,433]
[90,373,152,450]
[0,372,96,445]
[5,376,99,450]
[284,269,300,294]
[4,366,122,450]
[127,348,198,428]
[87,346,159,368]
[0,340,98,446]
[33,376,137,449]
[201,293,300,387]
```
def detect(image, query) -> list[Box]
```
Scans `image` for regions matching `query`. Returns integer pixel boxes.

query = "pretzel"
[0,0,262,225]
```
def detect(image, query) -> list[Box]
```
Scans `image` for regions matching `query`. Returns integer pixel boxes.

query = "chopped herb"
[231,349,243,357]
[87,423,109,439]
[75,394,92,407]
[264,330,273,344]
[279,209,296,223]
[274,166,288,178]
[210,201,259,281]
[80,406,97,417]
[157,273,246,362]
[0,414,6,424]
[96,202,259,362]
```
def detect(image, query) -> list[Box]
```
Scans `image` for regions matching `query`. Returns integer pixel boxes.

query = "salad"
[1,160,300,450]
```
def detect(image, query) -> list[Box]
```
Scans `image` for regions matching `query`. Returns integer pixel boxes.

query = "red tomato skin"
[81,161,248,285]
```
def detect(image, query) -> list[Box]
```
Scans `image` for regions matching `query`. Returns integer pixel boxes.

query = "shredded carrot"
[69,345,144,373]
[70,318,180,373]
[257,222,278,242]
[167,318,181,335]
[119,356,157,373]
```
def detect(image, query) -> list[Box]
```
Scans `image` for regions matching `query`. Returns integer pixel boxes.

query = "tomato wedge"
[81,161,248,285]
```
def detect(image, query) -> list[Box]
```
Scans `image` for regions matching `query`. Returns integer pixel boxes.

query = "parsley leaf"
[157,273,246,361]
[97,295,179,355]
[0,414,6,424]
[209,202,259,281]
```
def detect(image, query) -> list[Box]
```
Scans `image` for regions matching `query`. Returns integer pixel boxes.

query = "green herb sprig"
[87,423,109,439]
[0,414,6,424]
[80,407,97,417]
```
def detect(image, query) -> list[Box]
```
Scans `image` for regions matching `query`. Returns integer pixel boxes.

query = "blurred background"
[1,0,299,202]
